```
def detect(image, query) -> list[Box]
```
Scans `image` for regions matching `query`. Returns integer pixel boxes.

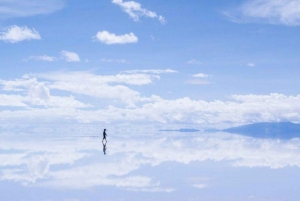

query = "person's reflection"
[102,141,107,155]
[102,129,107,143]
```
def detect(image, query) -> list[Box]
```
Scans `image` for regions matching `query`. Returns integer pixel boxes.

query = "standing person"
[102,129,107,142]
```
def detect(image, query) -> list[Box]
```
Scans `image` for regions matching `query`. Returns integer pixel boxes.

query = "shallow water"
[1,126,300,201]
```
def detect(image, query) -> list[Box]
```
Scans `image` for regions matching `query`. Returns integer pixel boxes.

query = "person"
[102,129,107,142]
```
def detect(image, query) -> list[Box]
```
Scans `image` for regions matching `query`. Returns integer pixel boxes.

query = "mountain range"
[222,122,300,139]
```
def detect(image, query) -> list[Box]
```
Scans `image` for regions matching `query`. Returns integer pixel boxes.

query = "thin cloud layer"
[25,51,81,62]
[123,69,178,74]
[0,0,64,18]
[112,0,166,24]
[94,30,138,44]
[26,55,58,62]
[0,25,41,43]
[225,0,300,26]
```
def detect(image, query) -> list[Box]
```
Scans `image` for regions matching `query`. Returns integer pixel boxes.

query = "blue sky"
[1,0,300,128]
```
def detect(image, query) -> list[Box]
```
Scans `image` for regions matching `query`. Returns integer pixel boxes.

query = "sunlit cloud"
[0,25,41,43]
[94,30,138,45]
[112,0,166,24]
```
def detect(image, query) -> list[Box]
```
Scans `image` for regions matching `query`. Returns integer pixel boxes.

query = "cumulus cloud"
[0,0,64,18]
[29,71,159,106]
[0,77,89,108]
[112,0,166,24]
[60,51,80,62]
[94,30,138,45]
[224,0,300,26]
[1,71,300,127]
[0,25,41,43]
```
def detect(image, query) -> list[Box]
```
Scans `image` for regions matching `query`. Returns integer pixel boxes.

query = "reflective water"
[1,126,300,201]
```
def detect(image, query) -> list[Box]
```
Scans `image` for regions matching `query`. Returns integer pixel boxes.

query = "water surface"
[1,126,300,201]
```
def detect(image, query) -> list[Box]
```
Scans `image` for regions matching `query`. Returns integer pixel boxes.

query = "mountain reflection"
[1,127,300,200]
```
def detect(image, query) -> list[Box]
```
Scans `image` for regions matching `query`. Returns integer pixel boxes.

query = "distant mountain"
[223,122,300,139]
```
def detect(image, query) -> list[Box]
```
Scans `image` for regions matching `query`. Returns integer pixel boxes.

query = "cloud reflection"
[1,127,300,191]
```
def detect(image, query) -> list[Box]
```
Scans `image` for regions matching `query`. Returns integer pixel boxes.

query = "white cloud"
[26,55,58,62]
[0,25,41,43]
[192,73,210,78]
[60,51,80,62]
[123,69,178,74]
[0,0,64,18]
[0,94,26,107]
[187,59,202,65]
[225,0,300,26]
[112,0,166,24]
[0,77,89,108]
[26,71,160,107]
[94,30,138,45]
[1,71,300,127]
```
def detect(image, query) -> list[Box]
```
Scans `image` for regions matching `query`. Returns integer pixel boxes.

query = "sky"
[1,0,300,129]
